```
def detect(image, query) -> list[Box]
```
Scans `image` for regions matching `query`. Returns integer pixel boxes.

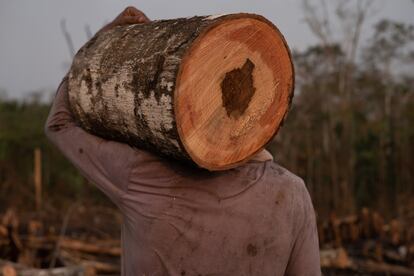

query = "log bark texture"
[68,14,294,170]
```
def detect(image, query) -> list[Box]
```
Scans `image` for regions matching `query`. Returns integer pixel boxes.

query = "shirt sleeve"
[285,181,321,276]
[44,76,139,205]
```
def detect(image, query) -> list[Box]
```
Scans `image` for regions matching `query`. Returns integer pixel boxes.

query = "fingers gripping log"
[68,13,294,170]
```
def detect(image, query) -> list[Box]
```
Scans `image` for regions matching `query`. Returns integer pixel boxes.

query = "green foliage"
[0,97,108,211]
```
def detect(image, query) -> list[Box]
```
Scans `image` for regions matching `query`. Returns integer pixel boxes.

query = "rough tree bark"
[68,13,294,170]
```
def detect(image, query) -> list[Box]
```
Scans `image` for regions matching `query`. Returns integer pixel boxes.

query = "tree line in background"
[0,94,109,213]
[271,0,414,218]
[0,0,413,220]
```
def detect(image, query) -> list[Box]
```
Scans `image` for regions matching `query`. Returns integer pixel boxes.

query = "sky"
[0,0,413,100]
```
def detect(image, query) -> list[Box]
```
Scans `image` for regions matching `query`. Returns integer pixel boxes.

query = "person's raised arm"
[45,7,150,205]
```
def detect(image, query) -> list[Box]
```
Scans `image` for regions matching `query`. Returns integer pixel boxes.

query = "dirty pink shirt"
[45,77,321,276]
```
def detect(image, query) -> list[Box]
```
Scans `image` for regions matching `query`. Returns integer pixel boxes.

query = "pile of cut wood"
[0,207,121,276]
[320,208,414,275]
[2,206,414,275]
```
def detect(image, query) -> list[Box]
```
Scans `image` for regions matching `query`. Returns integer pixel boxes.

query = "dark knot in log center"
[220,58,256,119]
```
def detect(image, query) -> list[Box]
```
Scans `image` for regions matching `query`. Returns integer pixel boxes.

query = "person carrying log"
[45,6,321,276]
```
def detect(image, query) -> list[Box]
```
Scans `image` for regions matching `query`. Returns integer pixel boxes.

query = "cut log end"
[175,15,294,170]
[68,13,293,171]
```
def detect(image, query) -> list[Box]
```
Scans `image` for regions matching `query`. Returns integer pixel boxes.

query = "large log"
[68,13,294,170]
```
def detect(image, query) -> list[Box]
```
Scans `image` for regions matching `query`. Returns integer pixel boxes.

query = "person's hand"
[98,7,150,33]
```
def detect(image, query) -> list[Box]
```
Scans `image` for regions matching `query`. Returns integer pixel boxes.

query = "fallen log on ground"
[0,260,86,276]
[320,249,414,275]
[24,236,121,256]
[68,13,294,170]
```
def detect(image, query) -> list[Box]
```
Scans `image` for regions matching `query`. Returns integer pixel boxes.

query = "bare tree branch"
[84,24,93,40]
[60,19,75,58]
